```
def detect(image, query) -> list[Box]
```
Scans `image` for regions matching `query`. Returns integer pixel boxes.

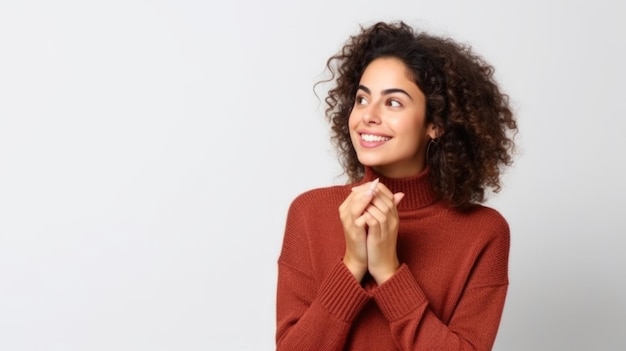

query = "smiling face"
[349,57,437,178]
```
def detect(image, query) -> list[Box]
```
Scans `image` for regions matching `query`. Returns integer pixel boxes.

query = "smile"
[361,133,391,142]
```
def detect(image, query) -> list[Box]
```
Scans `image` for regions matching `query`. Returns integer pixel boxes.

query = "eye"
[355,96,369,106]
[388,99,402,108]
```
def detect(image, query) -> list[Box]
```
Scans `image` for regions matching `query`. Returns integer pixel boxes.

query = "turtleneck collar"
[357,166,439,211]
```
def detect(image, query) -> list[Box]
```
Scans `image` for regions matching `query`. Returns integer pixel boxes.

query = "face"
[349,57,436,178]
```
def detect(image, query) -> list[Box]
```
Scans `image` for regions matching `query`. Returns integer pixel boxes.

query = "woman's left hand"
[355,182,404,285]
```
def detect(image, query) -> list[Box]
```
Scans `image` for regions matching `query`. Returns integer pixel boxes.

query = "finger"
[339,191,358,219]
[393,192,405,206]
[366,178,379,197]
[340,187,366,212]
[351,178,379,194]
[369,188,403,214]
[350,182,380,217]
[372,181,394,199]
[363,209,382,240]
[364,205,386,224]
[354,213,368,227]
[368,191,394,214]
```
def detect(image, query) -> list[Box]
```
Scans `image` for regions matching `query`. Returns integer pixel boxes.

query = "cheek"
[399,114,427,137]
[348,111,359,129]
[347,113,361,146]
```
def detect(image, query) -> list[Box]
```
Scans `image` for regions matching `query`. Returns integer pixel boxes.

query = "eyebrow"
[357,85,414,101]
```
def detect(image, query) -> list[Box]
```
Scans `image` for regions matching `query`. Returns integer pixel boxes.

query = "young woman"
[276,21,517,350]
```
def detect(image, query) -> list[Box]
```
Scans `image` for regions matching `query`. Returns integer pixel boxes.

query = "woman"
[276,21,517,350]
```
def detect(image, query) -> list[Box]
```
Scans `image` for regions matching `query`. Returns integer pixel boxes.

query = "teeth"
[361,134,390,142]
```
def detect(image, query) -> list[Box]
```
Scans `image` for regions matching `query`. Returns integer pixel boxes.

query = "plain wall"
[1,1,624,350]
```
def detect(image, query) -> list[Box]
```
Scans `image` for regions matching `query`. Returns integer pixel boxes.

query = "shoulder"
[455,204,510,240]
[280,184,350,252]
[288,184,351,214]
[468,205,509,228]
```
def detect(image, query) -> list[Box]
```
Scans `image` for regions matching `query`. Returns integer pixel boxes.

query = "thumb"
[393,192,405,206]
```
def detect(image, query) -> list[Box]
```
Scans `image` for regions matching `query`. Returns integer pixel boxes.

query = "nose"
[361,103,381,125]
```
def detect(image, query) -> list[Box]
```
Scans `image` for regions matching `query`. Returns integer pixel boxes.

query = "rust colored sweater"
[276,167,510,350]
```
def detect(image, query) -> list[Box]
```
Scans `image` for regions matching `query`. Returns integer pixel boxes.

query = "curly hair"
[321,21,518,209]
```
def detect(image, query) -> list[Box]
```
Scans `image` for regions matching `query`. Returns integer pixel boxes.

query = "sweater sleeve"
[276,196,370,351]
[371,219,510,351]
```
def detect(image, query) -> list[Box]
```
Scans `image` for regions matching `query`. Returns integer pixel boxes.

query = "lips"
[357,132,391,149]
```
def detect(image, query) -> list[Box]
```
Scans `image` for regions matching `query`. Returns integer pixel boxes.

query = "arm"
[371,223,510,351]
[276,196,370,351]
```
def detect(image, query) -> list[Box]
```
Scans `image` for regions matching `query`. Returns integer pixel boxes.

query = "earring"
[426,138,439,165]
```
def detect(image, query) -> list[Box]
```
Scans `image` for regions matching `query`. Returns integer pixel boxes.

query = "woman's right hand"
[339,179,379,282]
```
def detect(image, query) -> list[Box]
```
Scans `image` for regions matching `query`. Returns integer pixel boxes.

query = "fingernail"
[369,178,379,192]
[365,178,379,197]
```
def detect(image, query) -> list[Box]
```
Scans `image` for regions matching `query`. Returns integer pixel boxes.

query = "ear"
[427,123,442,139]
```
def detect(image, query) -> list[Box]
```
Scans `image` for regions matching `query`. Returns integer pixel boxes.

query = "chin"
[356,156,385,168]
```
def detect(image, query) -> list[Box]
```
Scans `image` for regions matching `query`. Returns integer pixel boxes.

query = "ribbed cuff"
[371,264,427,321]
[317,260,370,322]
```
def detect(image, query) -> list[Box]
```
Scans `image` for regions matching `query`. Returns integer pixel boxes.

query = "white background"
[1,1,624,350]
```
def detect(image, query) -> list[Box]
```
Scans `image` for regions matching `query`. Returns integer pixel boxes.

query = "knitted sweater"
[276,167,510,351]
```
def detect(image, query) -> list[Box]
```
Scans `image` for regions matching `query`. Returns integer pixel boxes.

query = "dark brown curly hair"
[321,21,517,209]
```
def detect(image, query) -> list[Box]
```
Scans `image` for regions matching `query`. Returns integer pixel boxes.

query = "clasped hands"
[340,178,404,285]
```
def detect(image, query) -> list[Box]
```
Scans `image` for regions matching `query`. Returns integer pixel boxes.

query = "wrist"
[343,256,367,282]
[371,261,400,285]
